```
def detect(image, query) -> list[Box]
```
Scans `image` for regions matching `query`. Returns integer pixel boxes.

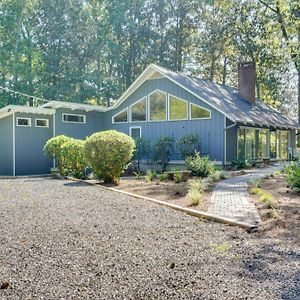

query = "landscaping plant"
[146,170,157,181]
[152,136,174,172]
[187,179,206,206]
[176,134,201,159]
[158,173,168,182]
[285,162,300,189]
[44,135,74,175]
[185,152,214,177]
[60,139,86,179]
[132,137,150,171]
[84,130,135,184]
[133,171,143,180]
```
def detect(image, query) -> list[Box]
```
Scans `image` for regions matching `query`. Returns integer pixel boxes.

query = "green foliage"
[84,130,135,184]
[251,178,262,188]
[185,152,214,178]
[285,162,300,189]
[231,158,251,169]
[209,170,226,182]
[174,172,181,183]
[260,192,275,209]
[249,187,263,195]
[146,170,157,182]
[43,135,74,175]
[152,136,174,172]
[132,137,150,171]
[187,179,206,206]
[158,173,168,182]
[60,139,86,179]
[133,171,143,180]
[176,134,201,159]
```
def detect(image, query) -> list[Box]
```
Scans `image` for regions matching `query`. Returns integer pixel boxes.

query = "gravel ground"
[0,177,299,300]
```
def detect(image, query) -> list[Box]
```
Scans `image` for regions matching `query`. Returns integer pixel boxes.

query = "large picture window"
[257,130,269,159]
[130,98,146,122]
[112,109,128,123]
[149,90,167,121]
[190,103,211,119]
[169,95,188,120]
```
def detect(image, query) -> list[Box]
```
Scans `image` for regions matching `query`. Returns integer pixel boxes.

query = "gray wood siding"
[225,118,237,162]
[104,78,225,161]
[15,112,53,175]
[0,115,13,175]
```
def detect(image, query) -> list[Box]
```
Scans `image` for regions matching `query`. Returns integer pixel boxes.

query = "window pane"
[149,91,166,121]
[245,129,256,160]
[130,128,141,139]
[131,98,146,122]
[257,130,269,159]
[280,131,288,160]
[169,96,188,120]
[237,128,245,159]
[36,119,48,127]
[63,114,85,123]
[270,131,277,159]
[191,104,211,119]
[113,110,128,123]
[17,118,30,126]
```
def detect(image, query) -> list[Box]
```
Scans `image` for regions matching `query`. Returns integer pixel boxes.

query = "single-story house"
[0,63,299,176]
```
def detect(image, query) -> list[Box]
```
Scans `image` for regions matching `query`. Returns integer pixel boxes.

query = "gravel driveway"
[0,177,299,300]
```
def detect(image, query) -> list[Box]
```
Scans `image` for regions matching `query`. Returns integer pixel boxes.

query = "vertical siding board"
[105,77,225,161]
[0,115,14,175]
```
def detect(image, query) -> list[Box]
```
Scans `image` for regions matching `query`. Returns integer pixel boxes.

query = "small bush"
[146,170,157,181]
[251,178,261,188]
[44,135,74,175]
[133,171,143,180]
[187,179,206,206]
[84,130,135,184]
[152,136,174,172]
[231,158,251,169]
[174,172,181,183]
[132,137,150,171]
[186,152,214,178]
[249,187,263,195]
[285,162,300,189]
[158,173,168,182]
[60,139,86,179]
[209,170,226,182]
[260,192,275,209]
[176,134,201,159]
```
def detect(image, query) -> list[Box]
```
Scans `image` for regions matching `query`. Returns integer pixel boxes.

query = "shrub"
[84,130,135,184]
[158,173,168,182]
[231,158,251,169]
[186,152,214,177]
[260,192,275,209]
[132,137,150,171]
[174,172,181,183]
[209,170,226,182]
[176,134,201,159]
[249,187,263,195]
[60,139,86,179]
[250,178,261,188]
[133,171,143,180]
[152,136,174,172]
[187,179,206,206]
[44,135,74,174]
[146,170,157,181]
[285,162,300,189]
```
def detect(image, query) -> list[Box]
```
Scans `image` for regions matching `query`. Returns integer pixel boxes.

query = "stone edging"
[61,175,258,231]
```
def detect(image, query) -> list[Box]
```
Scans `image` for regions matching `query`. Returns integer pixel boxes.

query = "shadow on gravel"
[64,181,89,187]
[241,244,300,298]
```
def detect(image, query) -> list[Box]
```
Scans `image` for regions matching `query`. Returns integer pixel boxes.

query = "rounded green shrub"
[44,135,74,174]
[84,130,135,184]
[60,139,86,179]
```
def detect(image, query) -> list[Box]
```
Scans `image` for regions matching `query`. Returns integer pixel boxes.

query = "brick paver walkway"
[208,165,282,226]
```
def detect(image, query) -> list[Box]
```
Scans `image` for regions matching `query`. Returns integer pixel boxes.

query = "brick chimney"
[238,62,256,105]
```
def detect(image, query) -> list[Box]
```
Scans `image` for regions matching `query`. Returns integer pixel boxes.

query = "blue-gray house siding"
[104,78,225,162]
[0,115,13,175]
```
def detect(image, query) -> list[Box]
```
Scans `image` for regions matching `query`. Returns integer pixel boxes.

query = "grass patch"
[187,179,206,206]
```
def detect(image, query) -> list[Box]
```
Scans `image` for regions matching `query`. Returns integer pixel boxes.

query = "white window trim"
[189,103,211,120]
[129,126,142,138]
[35,118,49,128]
[129,97,147,123]
[112,108,128,124]
[62,113,86,124]
[148,89,167,122]
[168,94,189,121]
[16,117,31,127]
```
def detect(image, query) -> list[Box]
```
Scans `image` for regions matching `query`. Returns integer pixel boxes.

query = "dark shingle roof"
[155,65,299,129]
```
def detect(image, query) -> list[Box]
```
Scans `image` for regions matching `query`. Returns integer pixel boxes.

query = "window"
[169,95,188,120]
[130,98,146,122]
[62,113,86,124]
[277,131,289,160]
[257,129,269,159]
[149,90,167,121]
[237,128,245,159]
[190,103,211,119]
[245,129,256,160]
[112,109,128,123]
[17,117,31,127]
[130,127,141,139]
[270,131,277,159]
[35,119,49,128]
